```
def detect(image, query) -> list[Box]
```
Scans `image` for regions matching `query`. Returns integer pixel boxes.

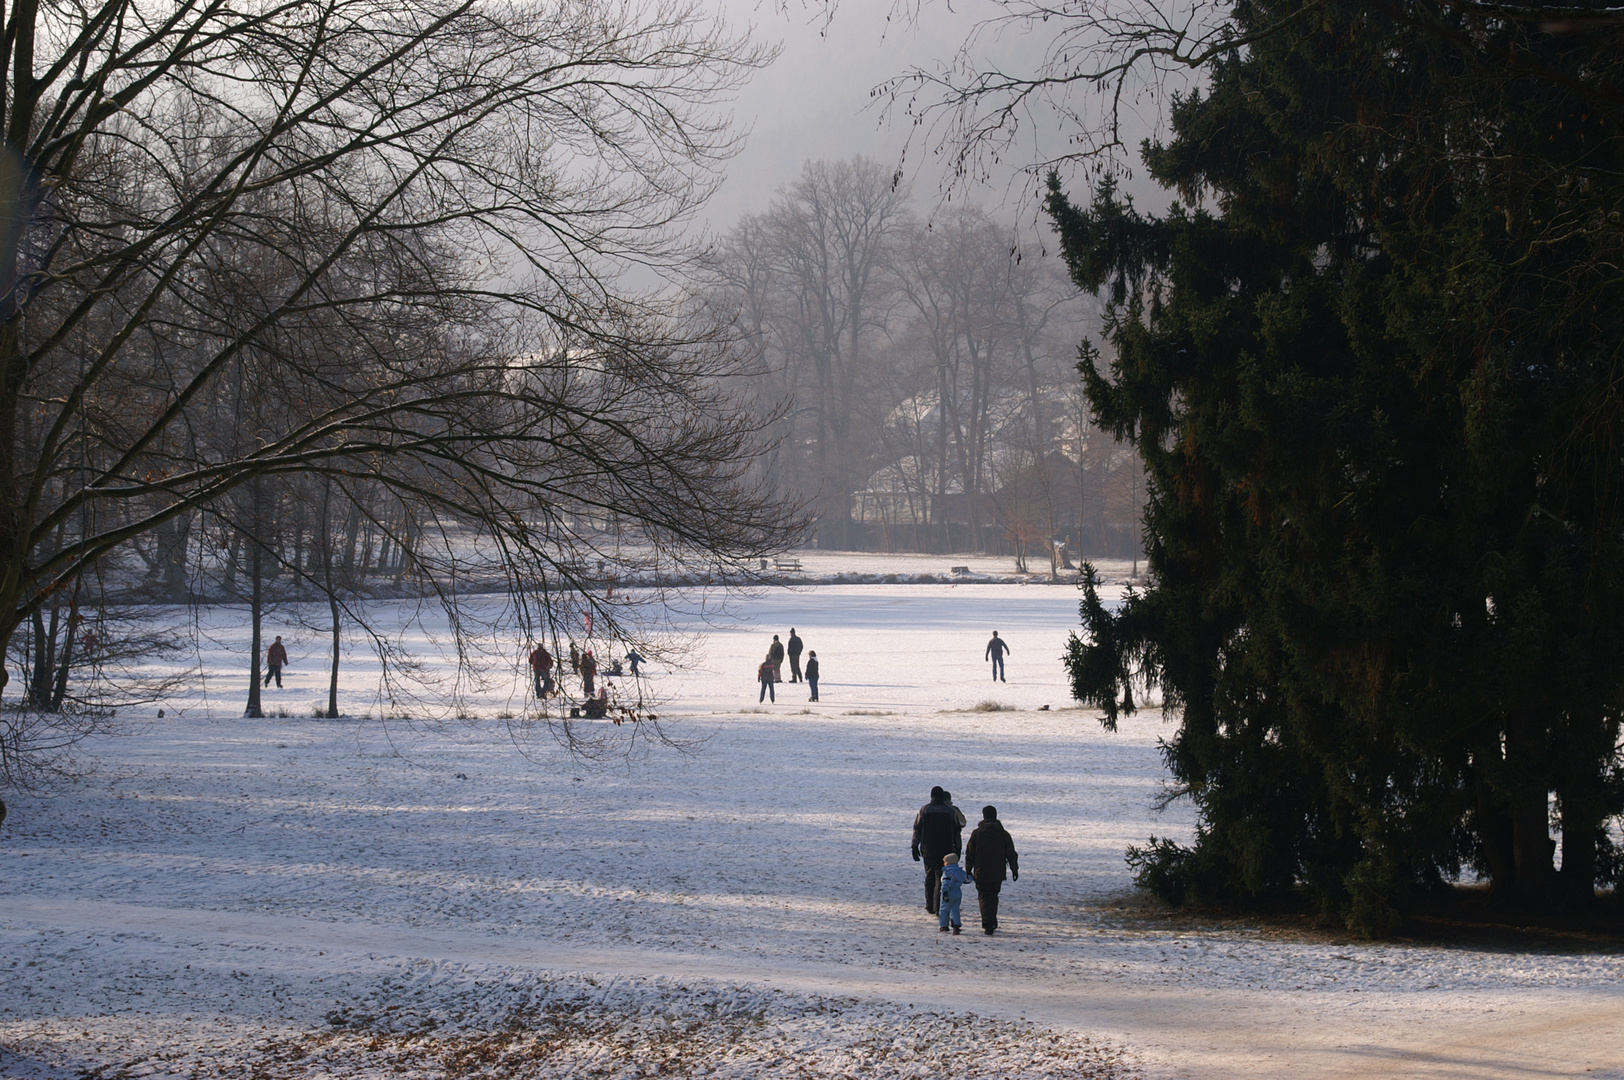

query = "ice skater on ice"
[757,654,776,702]
[985,630,1010,682]
[786,628,803,682]
[580,649,597,695]
[529,642,554,697]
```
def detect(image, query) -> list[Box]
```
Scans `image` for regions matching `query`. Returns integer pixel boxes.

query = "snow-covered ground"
[4,580,1624,1079]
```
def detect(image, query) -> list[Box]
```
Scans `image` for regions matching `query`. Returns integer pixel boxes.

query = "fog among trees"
[699,157,1144,564]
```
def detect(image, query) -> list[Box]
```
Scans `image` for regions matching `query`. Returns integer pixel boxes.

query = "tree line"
[697,158,1145,565]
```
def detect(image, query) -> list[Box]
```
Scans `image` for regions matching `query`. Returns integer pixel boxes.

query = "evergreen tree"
[1055,0,1624,930]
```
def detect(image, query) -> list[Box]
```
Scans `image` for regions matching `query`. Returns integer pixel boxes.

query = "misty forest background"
[698,157,1142,562]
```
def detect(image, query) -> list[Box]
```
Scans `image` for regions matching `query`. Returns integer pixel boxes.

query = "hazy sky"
[700,1,1176,235]
[701,1,1054,231]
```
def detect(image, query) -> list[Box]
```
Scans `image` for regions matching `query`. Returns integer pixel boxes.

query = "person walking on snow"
[568,641,580,675]
[786,628,804,682]
[529,643,554,698]
[939,852,971,934]
[768,634,786,682]
[911,786,966,915]
[757,654,776,702]
[985,631,1010,682]
[580,650,598,696]
[805,650,820,701]
[264,635,288,688]
[965,805,1019,935]
[626,649,644,676]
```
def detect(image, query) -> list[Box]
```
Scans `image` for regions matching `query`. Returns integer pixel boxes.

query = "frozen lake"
[4,584,1624,1079]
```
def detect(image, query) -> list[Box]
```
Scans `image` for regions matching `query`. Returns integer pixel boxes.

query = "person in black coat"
[984,631,1010,682]
[965,804,1019,934]
[786,628,804,682]
[911,786,967,915]
[805,650,820,701]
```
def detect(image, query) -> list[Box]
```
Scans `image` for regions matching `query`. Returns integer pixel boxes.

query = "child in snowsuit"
[939,852,970,933]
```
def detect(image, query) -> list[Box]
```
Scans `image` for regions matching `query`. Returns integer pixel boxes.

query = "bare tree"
[760,158,912,548]
[864,0,1255,192]
[0,0,802,782]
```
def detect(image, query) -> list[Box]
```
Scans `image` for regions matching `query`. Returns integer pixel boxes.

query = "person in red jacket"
[264,636,289,688]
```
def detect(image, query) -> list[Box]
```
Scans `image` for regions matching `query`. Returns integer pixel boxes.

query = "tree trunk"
[1505,715,1553,903]
[1558,788,1600,905]
[48,583,80,711]
[320,479,340,719]
[245,532,264,718]
[1479,802,1517,898]
[340,501,362,572]
[30,606,51,709]
[325,593,340,718]
[155,511,193,600]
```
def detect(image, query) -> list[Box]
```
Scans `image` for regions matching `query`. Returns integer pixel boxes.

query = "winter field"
[4,567,1624,1079]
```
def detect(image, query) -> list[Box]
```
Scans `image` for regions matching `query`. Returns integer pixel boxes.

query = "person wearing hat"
[786,628,804,682]
[938,852,971,934]
[911,786,966,915]
[805,650,820,701]
[757,652,777,703]
[965,805,1019,934]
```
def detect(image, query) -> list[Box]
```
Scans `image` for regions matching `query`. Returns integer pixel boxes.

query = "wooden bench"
[773,557,803,572]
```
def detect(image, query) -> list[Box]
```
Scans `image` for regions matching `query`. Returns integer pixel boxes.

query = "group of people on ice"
[750,628,1012,704]
[913,786,1019,935]
[527,640,643,718]
[756,628,818,702]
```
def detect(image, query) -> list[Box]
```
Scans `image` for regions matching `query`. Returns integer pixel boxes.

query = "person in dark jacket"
[768,634,786,681]
[911,786,967,915]
[805,650,820,701]
[965,804,1019,934]
[529,643,554,697]
[985,631,1010,682]
[580,650,597,696]
[757,654,776,702]
[786,628,804,682]
[264,635,289,688]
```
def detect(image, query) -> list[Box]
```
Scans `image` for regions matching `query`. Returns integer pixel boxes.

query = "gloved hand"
[912,849,921,862]
[1011,870,1019,881]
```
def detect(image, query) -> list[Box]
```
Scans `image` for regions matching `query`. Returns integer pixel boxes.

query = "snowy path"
[8,895,1623,1078]
[4,584,1624,1078]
